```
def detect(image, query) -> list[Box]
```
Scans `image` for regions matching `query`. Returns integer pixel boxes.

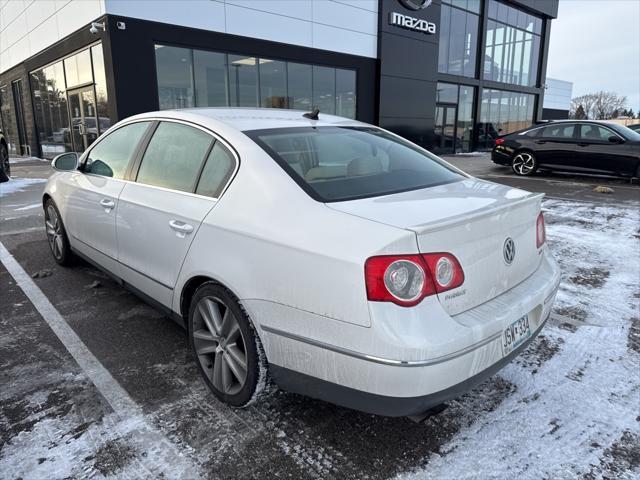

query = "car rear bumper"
[492,148,512,165]
[270,315,547,417]
[250,249,561,417]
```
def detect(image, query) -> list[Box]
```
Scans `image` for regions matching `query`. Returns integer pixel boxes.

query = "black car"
[0,130,9,182]
[492,120,640,178]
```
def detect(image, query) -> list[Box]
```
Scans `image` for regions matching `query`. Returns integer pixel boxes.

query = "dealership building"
[0,0,558,159]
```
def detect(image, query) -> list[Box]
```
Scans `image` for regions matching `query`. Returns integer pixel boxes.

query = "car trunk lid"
[328,179,544,316]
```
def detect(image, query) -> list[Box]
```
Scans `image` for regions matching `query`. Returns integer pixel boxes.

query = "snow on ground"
[0,177,46,196]
[399,199,640,480]
[9,156,47,164]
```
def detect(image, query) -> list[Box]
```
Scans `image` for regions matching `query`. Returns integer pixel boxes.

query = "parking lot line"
[0,241,200,477]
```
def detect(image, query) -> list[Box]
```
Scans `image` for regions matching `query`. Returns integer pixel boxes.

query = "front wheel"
[44,199,73,266]
[511,152,538,176]
[188,283,269,407]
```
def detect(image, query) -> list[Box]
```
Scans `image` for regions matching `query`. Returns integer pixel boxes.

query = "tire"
[44,199,74,266]
[511,151,538,176]
[188,282,269,407]
[0,142,9,181]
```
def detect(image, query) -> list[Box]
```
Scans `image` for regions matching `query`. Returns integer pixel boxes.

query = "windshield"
[246,126,465,202]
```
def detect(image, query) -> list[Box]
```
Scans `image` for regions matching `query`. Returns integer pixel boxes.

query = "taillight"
[365,253,464,307]
[536,212,546,248]
[495,138,505,146]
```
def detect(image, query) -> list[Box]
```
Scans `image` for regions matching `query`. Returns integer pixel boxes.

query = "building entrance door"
[434,103,457,154]
[11,80,29,156]
[67,87,98,153]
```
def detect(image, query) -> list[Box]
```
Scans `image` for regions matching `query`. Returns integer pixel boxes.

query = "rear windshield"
[246,126,464,202]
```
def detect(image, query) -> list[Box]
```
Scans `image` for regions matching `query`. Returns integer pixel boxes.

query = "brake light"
[365,253,464,307]
[495,138,505,146]
[536,212,546,248]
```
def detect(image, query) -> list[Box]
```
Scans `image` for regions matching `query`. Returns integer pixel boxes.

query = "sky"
[546,0,640,113]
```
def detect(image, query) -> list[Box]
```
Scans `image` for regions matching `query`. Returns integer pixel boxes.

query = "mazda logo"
[399,0,432,10]
[503,238,516,265]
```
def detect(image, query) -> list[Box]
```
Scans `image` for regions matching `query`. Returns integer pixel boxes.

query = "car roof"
[131,107,367,132]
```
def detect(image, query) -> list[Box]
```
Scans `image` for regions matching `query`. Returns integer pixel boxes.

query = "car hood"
[326,178,536,232]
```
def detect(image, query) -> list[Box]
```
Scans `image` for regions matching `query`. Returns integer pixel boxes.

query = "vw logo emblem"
[503,238,516,265]
[399,0,432,10]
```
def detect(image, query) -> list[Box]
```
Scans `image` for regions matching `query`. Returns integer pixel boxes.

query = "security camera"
[89,21,105,35]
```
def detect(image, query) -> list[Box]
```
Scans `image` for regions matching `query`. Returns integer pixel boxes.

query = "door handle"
[100,199,115,211]
[169,220,194,236]
[534,140,546,144]
[577,143,589,147]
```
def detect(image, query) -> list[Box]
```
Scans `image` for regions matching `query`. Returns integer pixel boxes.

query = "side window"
[540,124,575,139]
[580,125,616,142]
[195,142,236,198]
[85,122,151,178]
[136,122,213,193]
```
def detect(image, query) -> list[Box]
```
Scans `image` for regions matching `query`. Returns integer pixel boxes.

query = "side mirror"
[52,152,79,171]
[608,136,623,144]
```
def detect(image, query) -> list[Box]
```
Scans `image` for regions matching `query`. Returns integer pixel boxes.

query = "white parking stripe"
[0,241,200,477]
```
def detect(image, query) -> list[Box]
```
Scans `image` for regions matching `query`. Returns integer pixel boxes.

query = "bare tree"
[571,91,628,119]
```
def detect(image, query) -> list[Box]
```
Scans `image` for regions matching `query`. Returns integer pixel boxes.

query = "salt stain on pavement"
[398,199,640,480]
[0,177,47,196]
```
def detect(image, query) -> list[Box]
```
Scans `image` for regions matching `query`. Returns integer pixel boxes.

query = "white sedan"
[43,108,560,417]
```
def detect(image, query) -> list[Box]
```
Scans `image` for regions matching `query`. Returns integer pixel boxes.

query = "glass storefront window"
[64,49,93,87]
[484,0,542,86]
[434,82,475,153]
[155,45,194,110]
[438,3,479,77]
[477,88,535,149]
[287,62,312,111]
[30,43,111,158]
[312,66,336,115]
[259,59,287,108]
[194,50,228,107]
[30,61,71,158]
[228,55,259,107]
[154,44,357,119]
[0,84,20,155]
[91,44,110,134]
[336,69,356,119]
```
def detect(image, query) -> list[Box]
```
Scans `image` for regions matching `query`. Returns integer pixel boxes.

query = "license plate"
[502,315,531,356]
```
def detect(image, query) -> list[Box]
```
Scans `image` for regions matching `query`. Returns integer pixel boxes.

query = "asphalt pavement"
[1,156,639,479]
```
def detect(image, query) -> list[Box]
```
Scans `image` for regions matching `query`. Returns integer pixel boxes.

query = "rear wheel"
[44,199,73,266]
[188,283,269,407]
[511,151,538,176]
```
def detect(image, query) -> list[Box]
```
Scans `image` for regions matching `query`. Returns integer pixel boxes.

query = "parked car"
[43,108,560,417]
[627,123,640,133]
[0,129,9,182]
[492,120,640,177]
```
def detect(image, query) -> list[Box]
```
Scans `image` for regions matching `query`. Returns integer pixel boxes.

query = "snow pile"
[398,199,640,480]
[9,156,47,164]
[0,177,46,196]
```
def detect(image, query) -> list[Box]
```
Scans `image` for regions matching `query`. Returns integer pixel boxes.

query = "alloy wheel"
[45,205,64,260]
[193,296,248,395]
[512,153,536,175]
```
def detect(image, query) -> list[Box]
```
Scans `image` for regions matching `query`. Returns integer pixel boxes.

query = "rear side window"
[539,124,575,139]
[85,121,151,178]
[247,126,463,202]
[579,124,616,141]
[195,143,235,198]
[136,122,213,192]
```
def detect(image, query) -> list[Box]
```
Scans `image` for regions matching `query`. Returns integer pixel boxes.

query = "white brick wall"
[0,0,106,74]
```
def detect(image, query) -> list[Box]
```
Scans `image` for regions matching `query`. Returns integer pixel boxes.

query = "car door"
[115,120,237,308]
[531,123,578,168]
[64,121,152,275]
[576,124,634,175]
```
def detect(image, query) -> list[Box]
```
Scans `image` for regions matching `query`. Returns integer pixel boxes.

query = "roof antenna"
[303,107,320,120]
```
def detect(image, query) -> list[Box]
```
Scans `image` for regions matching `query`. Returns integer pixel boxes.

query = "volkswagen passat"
[43,108,560,417]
